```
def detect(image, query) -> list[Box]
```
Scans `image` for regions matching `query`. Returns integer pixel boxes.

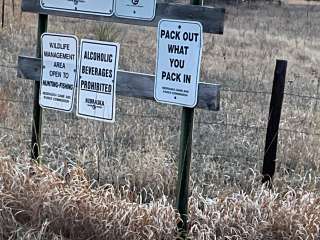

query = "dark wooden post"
[262,59,287,185]
[1,0,5,28]
[176,1,199,239]
[31,14,47,162]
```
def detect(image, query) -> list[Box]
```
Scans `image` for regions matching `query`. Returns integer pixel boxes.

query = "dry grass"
[0,159,177,240]
[1,158,320,239]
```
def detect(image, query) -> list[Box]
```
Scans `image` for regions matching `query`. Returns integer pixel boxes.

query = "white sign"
[40,0,114,16]
[115,0,156,21]
[40,33,78,112]
[77,39,120,122]
[154,19,203,108]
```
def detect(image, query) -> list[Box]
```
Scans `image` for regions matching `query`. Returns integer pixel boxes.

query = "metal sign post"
[153,17,203,238]
[176,106,195,238]
[31,14,48,162]
[175,1,201,239]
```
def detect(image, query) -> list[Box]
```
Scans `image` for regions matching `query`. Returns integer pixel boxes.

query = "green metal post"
[176,107,195,238]
[31,14,48,162]
[191,0,201,4]
[176,2,200,239]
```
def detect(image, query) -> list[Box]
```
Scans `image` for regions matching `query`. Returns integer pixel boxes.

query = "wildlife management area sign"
[40,0,114,16]
[154,19,203,108]
[77,39,120,122]
[40,33,78,112]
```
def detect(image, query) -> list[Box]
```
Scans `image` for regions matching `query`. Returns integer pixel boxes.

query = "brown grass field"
[0,0,320,239]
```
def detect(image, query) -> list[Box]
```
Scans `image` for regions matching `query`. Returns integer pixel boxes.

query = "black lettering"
[162,71,181,82]
[163,30,181,40]
[183,74,191,83]
[169,58,185,69]
[53,62,66,69]
[161,30,166,38]
[167,44,189,55]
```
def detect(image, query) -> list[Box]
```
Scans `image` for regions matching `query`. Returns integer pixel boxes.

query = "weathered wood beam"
[21,0,225,34]
[17,56,220,111]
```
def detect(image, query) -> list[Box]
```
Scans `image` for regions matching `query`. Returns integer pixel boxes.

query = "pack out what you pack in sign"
[160,28,200,83]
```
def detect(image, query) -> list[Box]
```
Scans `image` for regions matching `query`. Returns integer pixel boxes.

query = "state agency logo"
[67,0,85,5]
[132,0,139,5]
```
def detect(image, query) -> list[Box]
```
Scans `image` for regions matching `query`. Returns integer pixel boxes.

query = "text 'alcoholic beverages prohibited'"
[77,39,120,122]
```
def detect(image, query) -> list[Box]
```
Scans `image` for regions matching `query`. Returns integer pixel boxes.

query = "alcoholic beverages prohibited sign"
[40,33,78,112]
[154,19,203,108]
[115,0,156,21]
[40,0,114,16]
[77,39,120,122]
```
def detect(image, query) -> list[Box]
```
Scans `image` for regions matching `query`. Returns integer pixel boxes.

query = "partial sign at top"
[154,19,203,108]
[40,0,114,16]
[115,0,156,21]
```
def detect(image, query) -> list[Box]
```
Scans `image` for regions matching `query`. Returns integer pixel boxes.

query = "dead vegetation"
[1,159,320,239]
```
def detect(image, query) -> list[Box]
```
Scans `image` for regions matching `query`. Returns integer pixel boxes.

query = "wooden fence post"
[31,14,47,162]
[1,0,5,28]
[262,59,287,185]
[176,1,200,239]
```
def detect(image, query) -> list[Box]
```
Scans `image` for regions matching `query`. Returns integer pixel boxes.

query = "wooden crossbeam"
[21,0,225,34]
[17,56,220,111]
